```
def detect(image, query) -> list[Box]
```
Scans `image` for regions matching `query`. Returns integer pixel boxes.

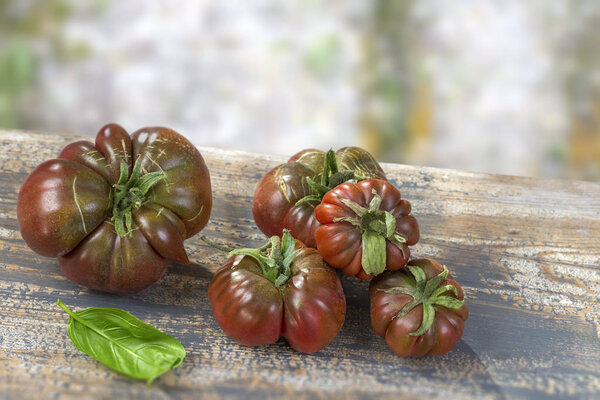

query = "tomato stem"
[294,149,366,207]
[111,157,165,238]
[382,265,464,336]
[205,230,299,288]
[333,189,407,276]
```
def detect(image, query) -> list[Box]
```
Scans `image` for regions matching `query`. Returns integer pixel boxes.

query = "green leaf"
[228,248,271,268]
[361,230,387,276]
[125,212,133,238]
[305,177,330,197]
[383,212,396,237]
[116,160,130,186]
[322,149,338,185]
[338,196,368,218]
[114,215,126,238]
[281,231,300,272]
[263,257,277,268]
[295,194,323,207]
[410,303,435,337]
[367,189,383,213]
[328,170,356,188]
[423,265,449,298]
[57,299,186,385]
[407,266,427,298]
[137,171,165,196]
[280,230,295,257]
[274,274,288,287]
[430,284,458,299]
[126,156,143,189]
[332,216,362,228]
[282,249,301,271]
[432,296,464,310]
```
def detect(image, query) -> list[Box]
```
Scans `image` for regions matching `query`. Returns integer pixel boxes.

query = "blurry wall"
[1,0,599,181]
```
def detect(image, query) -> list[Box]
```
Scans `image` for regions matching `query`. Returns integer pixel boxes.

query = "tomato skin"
[314,179,419,279]
[208,240,346,353]
[252,147,386,248]
[209,255,283,346]
[369,259,469,357]
[17,159,112,257]
[131,127,212,237]
[17,123,212,294]
[59,221,167,294]
[252,162,314,239]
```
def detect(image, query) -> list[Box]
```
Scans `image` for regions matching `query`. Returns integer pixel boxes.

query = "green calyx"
[202,230,300,288]
[381,265,465,336]
[295,149,366,207]
[333,188,407,276]
[111,157,165,238]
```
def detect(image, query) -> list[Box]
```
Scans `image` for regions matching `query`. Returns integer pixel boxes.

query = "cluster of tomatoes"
[17,124,468,358]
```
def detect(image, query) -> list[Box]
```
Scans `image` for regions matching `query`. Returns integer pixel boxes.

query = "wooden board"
[0,129,599,399]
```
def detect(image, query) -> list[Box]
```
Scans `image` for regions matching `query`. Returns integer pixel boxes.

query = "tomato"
[314,179,419,280]
[369,259,468,357]
[252,147,386,248]
[207,230,346,353]
[17,123,212,294]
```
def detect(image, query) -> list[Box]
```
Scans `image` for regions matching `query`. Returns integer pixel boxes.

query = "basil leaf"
[57,299,185,385]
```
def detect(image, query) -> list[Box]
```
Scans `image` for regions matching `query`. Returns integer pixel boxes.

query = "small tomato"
[314,179,419,279]
[369,259,468,357]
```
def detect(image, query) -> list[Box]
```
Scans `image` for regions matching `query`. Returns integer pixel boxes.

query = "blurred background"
[1,0,599,181]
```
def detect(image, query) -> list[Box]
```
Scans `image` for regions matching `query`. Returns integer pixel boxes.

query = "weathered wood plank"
[0,129,599,399]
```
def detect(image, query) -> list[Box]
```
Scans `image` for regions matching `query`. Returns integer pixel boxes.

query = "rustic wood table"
[0,130,599,400]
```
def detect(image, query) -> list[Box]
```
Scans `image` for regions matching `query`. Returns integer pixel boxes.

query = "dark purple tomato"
[17,123,212,294]
[370,259,468,357]
[207,230,346,353]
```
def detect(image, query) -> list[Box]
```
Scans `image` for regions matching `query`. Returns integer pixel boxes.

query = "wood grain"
[0,129,599,399]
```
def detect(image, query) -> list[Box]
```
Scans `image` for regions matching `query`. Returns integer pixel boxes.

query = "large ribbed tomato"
[369,259,468,357]
[17,123,212,294]
[252,147,385,248]
[207,230,346,354]
[314,179,419,280]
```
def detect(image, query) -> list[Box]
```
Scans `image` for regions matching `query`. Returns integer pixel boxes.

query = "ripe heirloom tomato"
[369,259,468,357]
[207,230,346,354]
[252,147,386,248]
[17,123,212,294]
[314,179,419,280]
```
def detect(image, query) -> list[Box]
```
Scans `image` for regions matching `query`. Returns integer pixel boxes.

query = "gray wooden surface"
[0,129,599,399]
